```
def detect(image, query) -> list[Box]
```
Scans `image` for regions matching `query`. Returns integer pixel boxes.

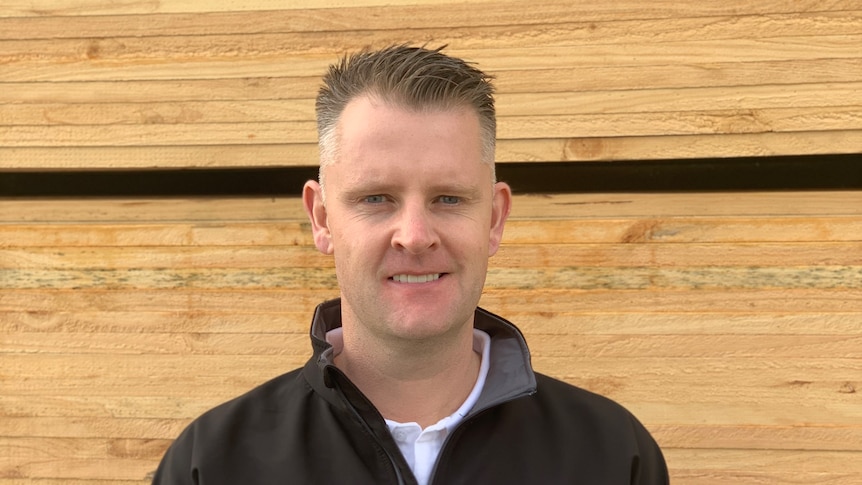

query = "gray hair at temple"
[315,44,497,198]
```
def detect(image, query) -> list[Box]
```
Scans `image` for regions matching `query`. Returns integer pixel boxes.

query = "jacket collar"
[304,298,537,416]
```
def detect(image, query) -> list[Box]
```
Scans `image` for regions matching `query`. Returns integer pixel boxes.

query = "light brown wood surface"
[1,0,861,483]
[2,192,861,483]
[1,0,861,169]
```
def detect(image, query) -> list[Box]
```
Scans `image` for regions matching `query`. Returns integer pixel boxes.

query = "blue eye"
[364,195,387,204]
[439,196,460,205]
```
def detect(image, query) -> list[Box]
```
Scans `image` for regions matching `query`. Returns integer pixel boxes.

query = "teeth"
[392,274,441,283]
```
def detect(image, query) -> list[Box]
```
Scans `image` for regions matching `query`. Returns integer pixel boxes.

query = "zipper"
[427,388,536,484]
[330,369,408,485]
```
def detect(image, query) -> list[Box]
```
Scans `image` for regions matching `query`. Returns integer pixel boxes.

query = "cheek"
[447,230,491,262]
[332,231,377,269]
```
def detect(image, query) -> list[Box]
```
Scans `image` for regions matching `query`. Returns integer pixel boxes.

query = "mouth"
[390,273,443,284]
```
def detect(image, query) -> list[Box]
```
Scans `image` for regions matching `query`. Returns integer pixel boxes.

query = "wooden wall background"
[1,1,860,483]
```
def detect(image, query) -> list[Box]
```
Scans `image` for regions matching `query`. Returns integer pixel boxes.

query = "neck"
[335,323,481,429]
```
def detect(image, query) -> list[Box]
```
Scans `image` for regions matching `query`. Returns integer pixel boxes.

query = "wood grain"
[1,2,860,167]
[2,0,861,481]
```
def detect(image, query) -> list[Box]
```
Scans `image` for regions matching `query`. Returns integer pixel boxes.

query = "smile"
[391,273,442,283]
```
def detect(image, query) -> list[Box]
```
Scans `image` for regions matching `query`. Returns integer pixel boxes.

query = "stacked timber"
[2,192,861,483]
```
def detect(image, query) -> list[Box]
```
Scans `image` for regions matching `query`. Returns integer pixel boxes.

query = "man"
[153,45,668,484]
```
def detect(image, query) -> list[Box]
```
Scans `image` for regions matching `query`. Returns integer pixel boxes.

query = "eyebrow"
[338,181,483,201]
[428,182,483,199]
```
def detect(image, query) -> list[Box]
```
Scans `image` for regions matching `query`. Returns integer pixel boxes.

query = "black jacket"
[153,299,669,484]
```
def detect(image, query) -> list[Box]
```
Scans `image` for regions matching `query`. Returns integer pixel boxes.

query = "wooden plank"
[0,1,859,40]
[508,311,862,336]
[0,99,315,126]
[3,242,859,269]
[2,106,860,146]
[504,216,862,244]
[496,131,862,162]
[456,37,862,70]
[2,357,859,416]
[0,267,337,289]
[504,192,862,218]
[0,121,315,146]
[531,334,862,360]
[1,288,858,314]
[2,352,860,392]
[496,107,862,139]
[3,130,861,170]
[0,144,318,169]
[0,416,186,439]
[5,83,859,126]
[0,360,847,418]
[0,355,306,397]
[0,52,330,83]
[668,471,861,485]
[3,193,859,223]
[0,311,310,334]
[4,311,860,336]
[0,0,862,22]
[5,31,840,71]
[3,35,859,82]
[0,0,510,17]
[495,243,862,266]
[0,288,341,313]
[3,59,860,104]
[0,77,319,104]
[0,332,308,356]
[0,353,807,387]
[0,437,164,480]
[4,417,862,452]
[0,222,316,247]
[4,380,857,429]
[481,288,862,313]
[633,396,829,432]
[0,394,227,419]
[1,265,859,290]
[652,424,862,452]
[2,214,861,247]
[494,59,862,94]
[663,448,862,476]
[3,332,860,360]
[1,378,857,433]
[498,83,862,117]
[2,11,861,59]
[0,246,332,269]
[0,197,308,223]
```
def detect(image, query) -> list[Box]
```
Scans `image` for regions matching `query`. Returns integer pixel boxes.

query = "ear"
[488,181,512,256]
[302,180,334,255]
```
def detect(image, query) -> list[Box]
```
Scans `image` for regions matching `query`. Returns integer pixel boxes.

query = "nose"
[391,202,440,254]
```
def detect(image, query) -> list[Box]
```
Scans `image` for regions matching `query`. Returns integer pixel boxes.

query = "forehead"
[325,96,488,182]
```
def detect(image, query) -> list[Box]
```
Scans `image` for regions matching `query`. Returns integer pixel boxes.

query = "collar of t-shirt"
[325,327,492,485]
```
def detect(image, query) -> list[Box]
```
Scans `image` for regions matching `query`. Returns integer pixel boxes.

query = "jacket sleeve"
[151,428,196,485]
[632,416,670,485]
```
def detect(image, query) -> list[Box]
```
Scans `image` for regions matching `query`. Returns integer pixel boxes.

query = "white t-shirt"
[325,328,491,485]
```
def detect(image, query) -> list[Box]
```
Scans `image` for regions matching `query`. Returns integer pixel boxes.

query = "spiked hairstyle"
[315,45,497,196]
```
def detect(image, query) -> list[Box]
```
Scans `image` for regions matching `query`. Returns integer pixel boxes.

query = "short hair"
[315,45,497,192]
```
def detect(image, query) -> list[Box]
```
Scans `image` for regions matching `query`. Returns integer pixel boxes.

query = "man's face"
[304,95,511,344]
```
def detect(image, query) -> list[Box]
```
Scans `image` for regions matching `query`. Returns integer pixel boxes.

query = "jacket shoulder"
[534,373,632,417]
[531,373,669,483]
[437,373,668,484]
[152,368,311,483]
[197,367,307,426]
[530,372,654,441]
